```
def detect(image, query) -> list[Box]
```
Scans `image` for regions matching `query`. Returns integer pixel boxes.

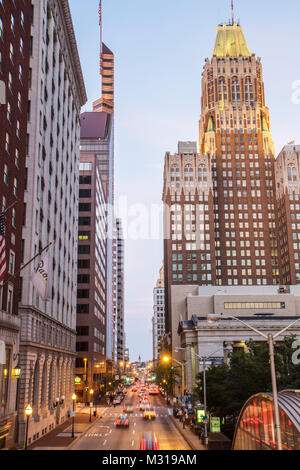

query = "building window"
[224,302,285,309]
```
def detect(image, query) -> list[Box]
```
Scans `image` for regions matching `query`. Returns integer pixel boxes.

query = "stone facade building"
[17,0,87,448]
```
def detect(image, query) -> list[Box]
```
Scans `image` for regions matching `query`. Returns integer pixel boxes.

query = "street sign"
[71,411,76,417]
[210,417,221,433]
[197,409,205,423]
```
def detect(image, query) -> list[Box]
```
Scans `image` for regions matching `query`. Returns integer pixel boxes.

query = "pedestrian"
[67,409,71,419]
[178,408,183,421]
[183,412,188,429]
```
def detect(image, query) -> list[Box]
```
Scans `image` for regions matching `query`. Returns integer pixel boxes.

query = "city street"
[70,390,191,451]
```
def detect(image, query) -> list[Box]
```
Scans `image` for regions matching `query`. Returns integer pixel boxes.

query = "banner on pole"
[31,244,53,301]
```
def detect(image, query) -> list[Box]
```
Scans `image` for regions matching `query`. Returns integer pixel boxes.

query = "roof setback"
[80,112,110,139]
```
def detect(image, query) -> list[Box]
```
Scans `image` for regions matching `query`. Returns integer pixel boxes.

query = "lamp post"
[71,393,76,438]
[206,312,300,451]
[24,405,32,450]
[89,389,94,422]
[188,346,224,450]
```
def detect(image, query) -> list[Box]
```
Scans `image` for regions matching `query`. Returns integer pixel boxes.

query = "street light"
[89,389,94,422]
[188,346,224,450]
[206,312,300,451]
[24,404,32,450]
[71,393,76,438]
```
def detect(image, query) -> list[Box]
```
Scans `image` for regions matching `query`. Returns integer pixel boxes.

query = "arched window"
[244,76,253,103]
[198,165,208,188]
[184,165,194,186]
[218,76,227,102]
[48,362,54,408]
[287,165,297,186]
[41,362,47,408]
[231,76,240,102]
[33,361,40,413]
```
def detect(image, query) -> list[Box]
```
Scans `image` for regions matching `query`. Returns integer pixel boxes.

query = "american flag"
[0,211,6,284]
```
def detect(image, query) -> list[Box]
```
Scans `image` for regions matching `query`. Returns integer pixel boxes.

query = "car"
[139,401,148,411]
[140,432,159,450]
[123,404,134,413]
[115,414,130,428]
[143,410,156,420]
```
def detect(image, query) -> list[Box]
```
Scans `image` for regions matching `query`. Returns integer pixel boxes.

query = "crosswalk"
[106,412,169,418]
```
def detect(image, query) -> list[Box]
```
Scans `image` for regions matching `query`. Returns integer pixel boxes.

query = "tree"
[194,335,300,421]
[152,363,179,397]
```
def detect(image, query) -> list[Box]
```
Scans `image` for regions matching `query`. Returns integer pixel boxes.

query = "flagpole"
[4,199,19,214]
[0,240,55,291]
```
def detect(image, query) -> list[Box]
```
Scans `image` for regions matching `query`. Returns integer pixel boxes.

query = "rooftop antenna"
[231,0,235,25]
[98,0,103,74]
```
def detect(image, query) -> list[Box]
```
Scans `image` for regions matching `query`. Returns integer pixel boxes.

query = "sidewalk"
[28,404,107,450]
[169,413,206,451]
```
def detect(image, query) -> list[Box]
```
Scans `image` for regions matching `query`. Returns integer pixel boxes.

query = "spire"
[231,0,235,26]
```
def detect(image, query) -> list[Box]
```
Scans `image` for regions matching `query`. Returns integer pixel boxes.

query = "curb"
[67,407,108,450]
[169,415,203,451]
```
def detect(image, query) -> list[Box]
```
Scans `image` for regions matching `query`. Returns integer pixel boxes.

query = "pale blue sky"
[69,0,300,361]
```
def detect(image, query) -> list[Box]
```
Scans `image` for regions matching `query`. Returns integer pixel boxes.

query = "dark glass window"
[77,289,89,299]
[76,342,89,352]
[77,304,89,314]
[79,217,91,226]
[76,326,89,336]
[78,245,90,254]
[79,203,91,212]
[79,189,91,198]
[79,175,91,184]
[78,259,90,269]
[77,274,90,284]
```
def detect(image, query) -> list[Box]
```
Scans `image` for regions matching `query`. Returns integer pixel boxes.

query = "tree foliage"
[194,336,300,420]
[153,363,179,396]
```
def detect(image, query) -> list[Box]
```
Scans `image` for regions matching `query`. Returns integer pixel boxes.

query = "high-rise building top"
[94,1,114,114]
[213,23,251,58]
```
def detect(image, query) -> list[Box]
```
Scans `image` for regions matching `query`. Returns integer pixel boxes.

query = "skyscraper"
[76,115,109,400]
[199,22,277,288]
[78,110,114,386]
[18,0,87,447]
[115,219,125,363]
[163,19,290,345]
[152,266,165,366]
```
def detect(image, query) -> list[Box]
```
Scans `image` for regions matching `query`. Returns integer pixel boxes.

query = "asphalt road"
[71,389,191,451]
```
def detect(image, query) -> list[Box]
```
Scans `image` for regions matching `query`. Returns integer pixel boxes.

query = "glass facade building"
[233,391,300,450]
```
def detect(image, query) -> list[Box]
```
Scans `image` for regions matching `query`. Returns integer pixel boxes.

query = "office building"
[75,144,108,401]
[152,266,165,365]
[17,0,87,448]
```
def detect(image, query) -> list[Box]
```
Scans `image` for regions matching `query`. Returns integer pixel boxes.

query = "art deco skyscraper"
[163,20,280,338]
[199,22,278,288]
